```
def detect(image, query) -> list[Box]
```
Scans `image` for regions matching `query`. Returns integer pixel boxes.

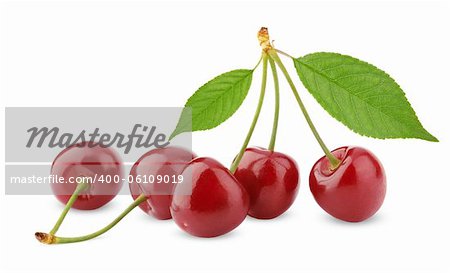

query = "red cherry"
[171,157,249,237]
[234,147,299,219]
[309,146,386,222]
[51,142,123,210]
[129,147,197,220]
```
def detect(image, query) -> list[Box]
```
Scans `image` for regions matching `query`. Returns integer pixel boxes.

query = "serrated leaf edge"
[169,69,254,140]
[294,52,438,142]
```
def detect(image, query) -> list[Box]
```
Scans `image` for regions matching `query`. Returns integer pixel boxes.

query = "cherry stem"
[268,50,340,169]
[36,193,147,244]
[268,58,280,152]
[230,54,268,173]
[49,178,90,235]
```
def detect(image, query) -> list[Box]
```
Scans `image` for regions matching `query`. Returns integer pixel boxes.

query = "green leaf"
[294,52,437,141]
[170,69,253,139]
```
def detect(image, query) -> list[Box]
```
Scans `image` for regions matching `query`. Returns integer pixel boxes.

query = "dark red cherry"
[310,146,386,222]
[50,142,123,210]
[171,157,249,237]
[129,147,196,220]
[234,147,299,219]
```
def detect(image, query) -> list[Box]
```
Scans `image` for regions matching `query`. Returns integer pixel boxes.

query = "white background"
[1,1,449,272]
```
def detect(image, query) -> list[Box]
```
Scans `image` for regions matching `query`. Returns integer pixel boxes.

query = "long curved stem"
[230,54,268,173]
[49,178,90,235]
[268,49,340,168]
[268,58,280,151]
[36,194,147,244]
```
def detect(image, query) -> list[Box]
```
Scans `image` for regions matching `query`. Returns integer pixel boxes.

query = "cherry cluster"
[36,140,384,244]
[35,28,389,245]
